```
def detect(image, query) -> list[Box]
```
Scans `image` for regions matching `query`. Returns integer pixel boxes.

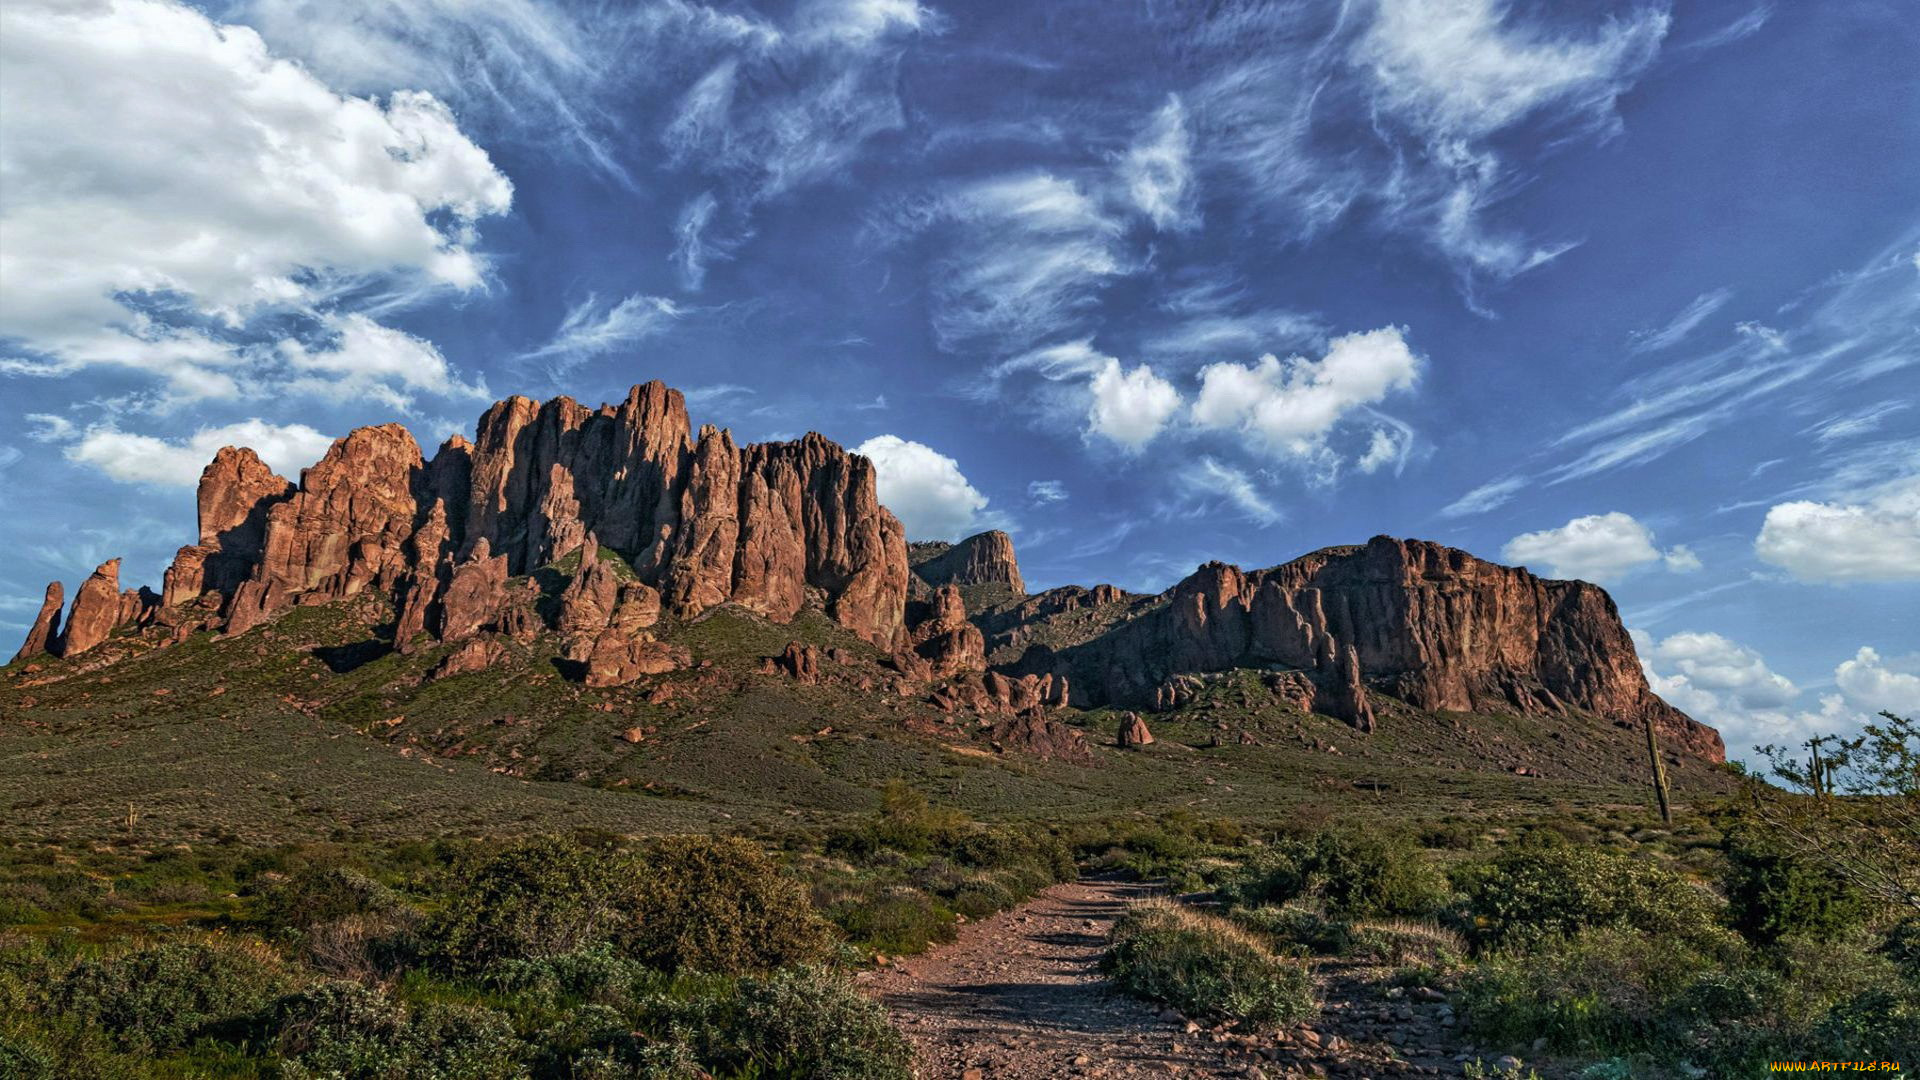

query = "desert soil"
[862,877,1501,1080]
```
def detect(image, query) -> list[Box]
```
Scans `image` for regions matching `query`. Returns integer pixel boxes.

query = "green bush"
[53,939,288,1055]
[830,887,956,955]
[428,837,629,972]
[250,865,405,937]
[271,979,525,1080]
[1222,829,1448,918]
[1723,832,1868,946]
[1459,927,1715,1050]
[1104,899,1315,1029]
[722,967,915,1078]
[623,836,833,974]
[1461,847,1731,951]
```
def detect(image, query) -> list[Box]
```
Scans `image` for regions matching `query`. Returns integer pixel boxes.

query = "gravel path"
[862,878,1495,1080]
[861,877,1252,1079]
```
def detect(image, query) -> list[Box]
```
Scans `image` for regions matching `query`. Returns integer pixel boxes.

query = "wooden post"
[1645,711,1673,825]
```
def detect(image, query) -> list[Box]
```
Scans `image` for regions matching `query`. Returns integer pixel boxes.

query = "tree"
[1750,711,1919,915]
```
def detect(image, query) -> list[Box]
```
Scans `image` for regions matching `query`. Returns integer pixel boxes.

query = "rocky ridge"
[8,381,1718,766]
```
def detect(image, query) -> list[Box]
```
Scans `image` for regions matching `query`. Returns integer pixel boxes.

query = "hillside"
[3,381,1730,847]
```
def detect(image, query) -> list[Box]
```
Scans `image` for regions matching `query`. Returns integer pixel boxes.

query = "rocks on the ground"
[583,631,690,688]
[1116,711,1154,747]
[430,637,506,681]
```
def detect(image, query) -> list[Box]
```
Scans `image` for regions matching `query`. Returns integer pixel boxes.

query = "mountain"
[5,381,1722,836]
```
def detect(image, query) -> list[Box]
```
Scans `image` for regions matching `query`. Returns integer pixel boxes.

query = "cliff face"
[992,536,1723,762]
[910,530,1025,595]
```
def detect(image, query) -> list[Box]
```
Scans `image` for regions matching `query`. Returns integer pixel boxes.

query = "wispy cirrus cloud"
[518,294,684,372]
[1628,288,1735,354]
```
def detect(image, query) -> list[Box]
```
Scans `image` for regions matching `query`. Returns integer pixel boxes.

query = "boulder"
[583,631,690,687]
[1116,712,1154,747]
[430,637,506,680]
[989,713,1092,765]
[774,641,820,684]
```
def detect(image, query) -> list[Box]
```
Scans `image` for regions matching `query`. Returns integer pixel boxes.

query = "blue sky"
[1,0,1916,760]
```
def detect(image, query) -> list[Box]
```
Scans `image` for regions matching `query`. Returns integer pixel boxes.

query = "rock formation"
[1116,712,1154,748]
[3,379,1719,768]
[906,585,987,677]
[911,530,1025,595]
[12,583,62,662]
[58,560,123,658]
[994,535,1720,761]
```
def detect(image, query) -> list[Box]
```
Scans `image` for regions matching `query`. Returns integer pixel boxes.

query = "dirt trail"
[862,877,1248,1078]
[862,878,1482,1080]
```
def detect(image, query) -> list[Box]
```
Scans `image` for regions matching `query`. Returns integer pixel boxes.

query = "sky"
[1,0,1916,762]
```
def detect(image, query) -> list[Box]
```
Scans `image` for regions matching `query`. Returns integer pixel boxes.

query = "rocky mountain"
[8,381,1720,769]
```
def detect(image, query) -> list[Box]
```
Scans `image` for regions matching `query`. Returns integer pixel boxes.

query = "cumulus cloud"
[1121,95,1198,231]
[1649,632,1798,708]
[1755,476,1920,583]
[1502,511,1697,583]
[280,314,486,410]
[1089,359,1183,451]
[854,435,990,541]
[1191,327,1422,464]
[0,0,509,404]
[1637,632,1913,761]
[65,420,335,487]
[1834,647,1920,715]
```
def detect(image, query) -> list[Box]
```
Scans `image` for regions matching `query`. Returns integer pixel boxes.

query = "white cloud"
[1191,327,1422,462]
[1637,632,1915,761]
[280,314,486,410]
[854,435,990,541]
[671,192,727,291]
[1649,631,1798,708]
[1755,476,1920,583]
[1439,476,1526,518]
[1088,359,1182,451]
[1181,457,1282,526]
[1834,647,1920,716]
[0,0,510,403]
[1028,480,1068,504]
[1628,288,1734,354]
[519,295,683,369]
[1355,0,1669,140]
[1121,95,1197,231]
[1503,511,1697,583]
[926,173,1128,353]
[1662,544,1703,573]
[65,420,335,488]
[1807,401,1911,444]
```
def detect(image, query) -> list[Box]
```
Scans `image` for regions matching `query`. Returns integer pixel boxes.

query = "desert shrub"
[486,943,658,1011]
[623,836,833,974]
[0,1029,57,1080]
[1222,829,1448,918]
[302,910,421,980]
[250,865,405,937]
[830,887,956,955]
[1104,899,1315,1029]
[53,939,288,1055]
[1459,927,1715,1050]
[428,837,629,972]
[720,967,915,1078]
[1461,847,1731,951]
[949,877,1015,921]
[1232,905,1465,968]
[271,979,524,1080]
[1723,831,1869,946]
